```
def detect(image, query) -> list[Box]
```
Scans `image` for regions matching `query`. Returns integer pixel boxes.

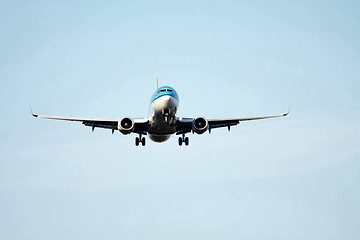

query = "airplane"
[32,82,289,146]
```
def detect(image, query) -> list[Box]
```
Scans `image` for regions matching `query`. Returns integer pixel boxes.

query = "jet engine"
[118,117,135,134]
[192,117,208,134]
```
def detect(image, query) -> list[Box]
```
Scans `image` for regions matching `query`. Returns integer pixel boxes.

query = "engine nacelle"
[192,117,208,134]
[118,117,135,135]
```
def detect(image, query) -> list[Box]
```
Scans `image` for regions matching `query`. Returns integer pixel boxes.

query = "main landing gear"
[178,134,189,146]
[135,134,146,146]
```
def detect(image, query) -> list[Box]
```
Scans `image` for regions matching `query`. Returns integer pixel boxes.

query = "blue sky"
[1,1,360,239]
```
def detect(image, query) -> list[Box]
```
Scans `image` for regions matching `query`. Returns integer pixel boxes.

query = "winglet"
[29,101,38,118]
[284,103,291,116]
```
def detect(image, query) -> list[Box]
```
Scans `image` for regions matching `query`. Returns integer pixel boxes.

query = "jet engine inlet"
[192,117,208,134]
[118,117,135,134]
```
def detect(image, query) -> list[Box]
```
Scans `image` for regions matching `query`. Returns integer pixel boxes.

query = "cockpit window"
[158,88,173,93]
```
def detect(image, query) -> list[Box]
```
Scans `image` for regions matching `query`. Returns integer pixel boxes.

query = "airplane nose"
[165,95,178,107]
[163,95,171,104]
[155,95,177,111]
[158,95,170,105]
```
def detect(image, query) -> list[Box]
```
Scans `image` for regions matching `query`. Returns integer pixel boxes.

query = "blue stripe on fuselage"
[151,86,179,103]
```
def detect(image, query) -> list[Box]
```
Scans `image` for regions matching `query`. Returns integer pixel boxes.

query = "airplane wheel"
[178,137,183,146]
[141,137,146,146]
[135,137,139,146]
[184,137,189,146]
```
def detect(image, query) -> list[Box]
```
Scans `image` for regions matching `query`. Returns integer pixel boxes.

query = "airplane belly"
[149,134,171,143]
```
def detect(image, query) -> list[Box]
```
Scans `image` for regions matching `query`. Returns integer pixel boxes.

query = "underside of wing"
[175,110,289,134]
[32,113,149,134]
[208,111,289,129]
[175,117,193,135]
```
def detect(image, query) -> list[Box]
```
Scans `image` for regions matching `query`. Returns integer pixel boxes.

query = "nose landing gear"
[178,134,189,146]
[135,134,146,146]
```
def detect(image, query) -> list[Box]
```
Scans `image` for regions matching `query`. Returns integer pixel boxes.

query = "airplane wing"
[175,110,289,135]
[32,113,149,134]
[207,111,289,129]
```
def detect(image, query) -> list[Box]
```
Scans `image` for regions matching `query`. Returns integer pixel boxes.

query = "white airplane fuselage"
[148,87,179,142]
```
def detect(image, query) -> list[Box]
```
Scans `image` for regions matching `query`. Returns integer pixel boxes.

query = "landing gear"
[135,134,146,146]
[178,134,189,146]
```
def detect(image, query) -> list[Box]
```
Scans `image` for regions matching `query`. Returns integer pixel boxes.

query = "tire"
[184,137,189,146]
[141,137,146,146]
